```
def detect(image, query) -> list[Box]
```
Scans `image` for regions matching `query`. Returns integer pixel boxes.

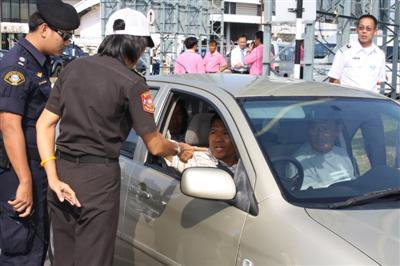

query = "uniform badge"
[4,71,25,86]
[37,72,43,78]
[140,91,155,114]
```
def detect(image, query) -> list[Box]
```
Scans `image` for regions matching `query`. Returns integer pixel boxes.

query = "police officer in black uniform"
[0,0,79,265]
[36,8,190,266]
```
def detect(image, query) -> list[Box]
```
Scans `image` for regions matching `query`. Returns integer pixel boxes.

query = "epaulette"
[339,44,352,53]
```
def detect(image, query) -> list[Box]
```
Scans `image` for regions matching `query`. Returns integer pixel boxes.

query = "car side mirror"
[181,167,236,200]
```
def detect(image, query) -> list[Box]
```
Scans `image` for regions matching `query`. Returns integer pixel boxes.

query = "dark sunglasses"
[47,24,73,41]
[55,30,73,41]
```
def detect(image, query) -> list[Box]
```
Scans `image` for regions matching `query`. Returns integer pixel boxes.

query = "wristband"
[40,156,56,167]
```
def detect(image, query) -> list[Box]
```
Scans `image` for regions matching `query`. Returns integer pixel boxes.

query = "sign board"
[147,9,155,25]
[0,22,29,34]
[274,0,316,22]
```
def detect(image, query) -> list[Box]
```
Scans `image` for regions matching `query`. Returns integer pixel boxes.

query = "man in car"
[291,115,355,190]
[165,113,238,175]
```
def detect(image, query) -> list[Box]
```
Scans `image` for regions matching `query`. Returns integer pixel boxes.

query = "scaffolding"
[100,0,223,73]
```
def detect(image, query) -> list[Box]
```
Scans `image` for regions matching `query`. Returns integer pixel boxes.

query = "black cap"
[37,0,80,31]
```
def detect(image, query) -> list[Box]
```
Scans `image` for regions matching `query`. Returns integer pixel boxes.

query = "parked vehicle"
[0,49,8,62]
[50,43,88,76]
[113,74,400,265]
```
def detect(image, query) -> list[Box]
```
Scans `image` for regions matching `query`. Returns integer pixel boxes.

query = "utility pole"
[294,0,304,79]
[263,0,273,76]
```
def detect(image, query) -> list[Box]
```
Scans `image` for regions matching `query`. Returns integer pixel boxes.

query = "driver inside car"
[165,113,238,175]
[290,116,355,190]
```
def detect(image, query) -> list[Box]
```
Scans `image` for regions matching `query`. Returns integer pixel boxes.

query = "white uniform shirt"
[230,46,249,72]
[328,40,386,92]
[293,143,355,190]
[165,150,237,174]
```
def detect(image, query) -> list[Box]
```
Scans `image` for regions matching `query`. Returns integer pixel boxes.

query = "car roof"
[148,74,387,100]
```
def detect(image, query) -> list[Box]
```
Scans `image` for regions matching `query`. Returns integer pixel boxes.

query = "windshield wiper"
[329,187,400,209]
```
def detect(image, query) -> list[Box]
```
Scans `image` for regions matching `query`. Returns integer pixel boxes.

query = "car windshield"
[240,97,400,206]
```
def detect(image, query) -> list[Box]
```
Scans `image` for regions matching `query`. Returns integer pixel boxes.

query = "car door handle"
[129,184,152,200]
[138,190,152,200]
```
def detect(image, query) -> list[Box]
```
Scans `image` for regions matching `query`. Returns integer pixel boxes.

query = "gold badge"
[37,72,43,78]
[4,71,25,86]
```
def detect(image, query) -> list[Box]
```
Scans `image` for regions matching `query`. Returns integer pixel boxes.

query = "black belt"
[231,69,249,74]
[56,151,118,164]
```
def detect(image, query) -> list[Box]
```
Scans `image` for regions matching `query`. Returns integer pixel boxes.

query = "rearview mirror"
[181,167,236,200]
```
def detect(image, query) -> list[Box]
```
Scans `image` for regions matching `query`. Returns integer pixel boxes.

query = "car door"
[114,86,165,266]
[118,84,256,265]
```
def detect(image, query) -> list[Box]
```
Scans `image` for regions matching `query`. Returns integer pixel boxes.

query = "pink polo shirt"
[174,50,205,74]
[243,45,275,76]
[203,51,227,73]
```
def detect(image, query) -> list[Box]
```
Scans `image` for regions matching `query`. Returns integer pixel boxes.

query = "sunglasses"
[55,30,73,41]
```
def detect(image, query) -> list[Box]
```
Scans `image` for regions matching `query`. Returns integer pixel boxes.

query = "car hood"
[306,207,400,265]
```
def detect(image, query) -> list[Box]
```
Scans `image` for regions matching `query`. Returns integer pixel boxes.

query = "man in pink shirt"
[244,31,274,76]
[203,40,228,73]
[174,37,205,74]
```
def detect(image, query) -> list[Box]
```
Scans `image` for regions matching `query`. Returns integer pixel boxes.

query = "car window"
[120,88,159,159]
[241,97,400,207]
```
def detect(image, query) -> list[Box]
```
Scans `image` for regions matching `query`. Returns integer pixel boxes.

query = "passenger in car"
[167,100,188,142]
[291,118,355,190]
[165,113,238,175]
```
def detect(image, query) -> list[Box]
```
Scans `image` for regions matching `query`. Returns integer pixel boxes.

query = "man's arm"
[328,49,345,84]
[0,112,32,217]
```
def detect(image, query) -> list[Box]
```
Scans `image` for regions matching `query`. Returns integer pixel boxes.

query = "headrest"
[278,120,308,144]
[185,113,214,146]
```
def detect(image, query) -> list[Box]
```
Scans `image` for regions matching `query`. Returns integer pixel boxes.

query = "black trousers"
[49,158,120,266]
[0,160,49,266]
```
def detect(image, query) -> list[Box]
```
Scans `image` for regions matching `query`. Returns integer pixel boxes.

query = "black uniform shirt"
[0,38,51,149]
[46,55,157,158]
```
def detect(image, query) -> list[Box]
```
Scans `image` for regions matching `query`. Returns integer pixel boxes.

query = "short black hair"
[210,113,222,128]
[98,35,147,66]
[238,34,247,40]
[28,12,45,32]
[209,39,218,46]
[357,14,378,29]
[184,37,198,49]
[255,31,263,43]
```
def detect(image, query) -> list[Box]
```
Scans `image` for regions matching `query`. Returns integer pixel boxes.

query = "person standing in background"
[230,34,249,74]
[174,37,205,74]
[203,39,228,73]
[328,14,386,92]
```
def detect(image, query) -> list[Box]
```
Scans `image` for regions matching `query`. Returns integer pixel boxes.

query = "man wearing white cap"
[36,8,191,266]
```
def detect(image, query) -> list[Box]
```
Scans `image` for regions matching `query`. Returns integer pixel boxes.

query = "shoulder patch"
[4,71,25,86]
[140,91,155,114]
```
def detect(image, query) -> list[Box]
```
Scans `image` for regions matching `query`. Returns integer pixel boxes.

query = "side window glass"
[382,113,399,168]
[120,88,158,159]
[351,128,372,175]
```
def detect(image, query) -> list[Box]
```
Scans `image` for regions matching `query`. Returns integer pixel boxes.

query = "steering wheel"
[271,156,304,192]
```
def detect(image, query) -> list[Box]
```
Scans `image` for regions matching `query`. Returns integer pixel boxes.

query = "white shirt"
[165,150,237,174]
[292,143,355,190]
[328,40,386,92]
[230,46,249,72]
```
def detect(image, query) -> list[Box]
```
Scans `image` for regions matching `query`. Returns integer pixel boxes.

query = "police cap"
[37,0,80,31]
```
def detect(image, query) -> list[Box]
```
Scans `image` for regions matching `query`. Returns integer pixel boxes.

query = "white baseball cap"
[105,8,154,47]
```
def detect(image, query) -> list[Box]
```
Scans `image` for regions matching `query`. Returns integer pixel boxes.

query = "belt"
[56,151,118,164]
[231,69,249,74]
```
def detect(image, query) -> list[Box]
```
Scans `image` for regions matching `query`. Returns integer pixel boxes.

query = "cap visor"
[147,36,155,48]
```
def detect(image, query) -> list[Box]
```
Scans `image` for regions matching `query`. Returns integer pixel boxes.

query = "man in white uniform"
[293,118,355,190]
[230,34,249,74]
[328,14,386,92]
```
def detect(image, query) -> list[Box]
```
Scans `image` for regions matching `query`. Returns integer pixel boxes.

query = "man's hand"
[49,178,81,207]
[8,181,33,218]
[177,142,194,163]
